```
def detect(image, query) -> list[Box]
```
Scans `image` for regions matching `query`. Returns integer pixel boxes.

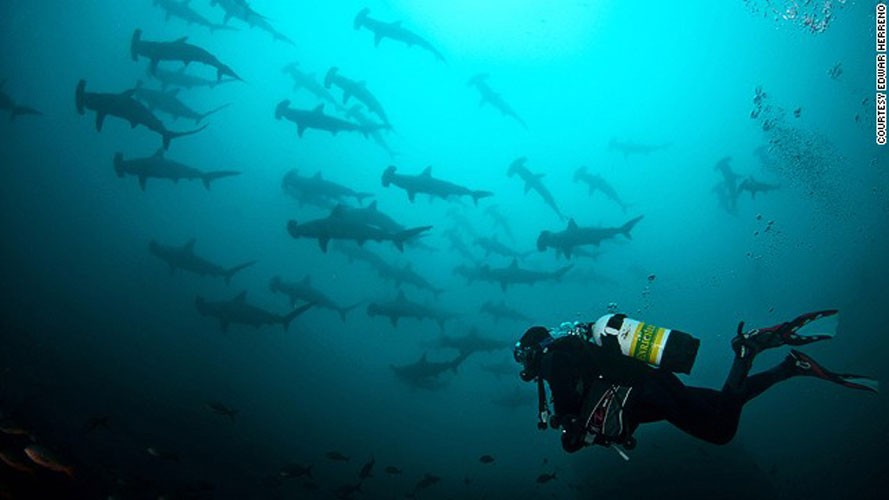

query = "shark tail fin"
[471,190,493,206]
[217,65,243,83]
[393,225,433,252]
[224,261,256,285]
[202,170,240,190]
[130,30,142,61]
[113,153,125,178]
[198,102,231,124]
[163,123,208,150]
[283,302,313,331]
[75,80,86,115]
[620,215,645,239]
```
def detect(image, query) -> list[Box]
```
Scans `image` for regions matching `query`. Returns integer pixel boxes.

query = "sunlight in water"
[392,0,609,60]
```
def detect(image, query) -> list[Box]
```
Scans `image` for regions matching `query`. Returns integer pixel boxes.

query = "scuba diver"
[513,310,878,455]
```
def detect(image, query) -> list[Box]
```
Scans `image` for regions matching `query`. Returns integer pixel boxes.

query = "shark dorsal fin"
[313,171,322,179]
[368,200,378,210]
[168,88,180,97]
[509,259,519,269]
[153,148,165,158]
[120,89,137,98]
[567,218,578,230]
[313,104,325,114]
[390,20,402,28]
[421,166,432,177]
[302,275,311,286]
[173,36,189,44]
[535,173,546,179]
[235,291,247,302]
[397,290,406,301]
[184,238,196,252]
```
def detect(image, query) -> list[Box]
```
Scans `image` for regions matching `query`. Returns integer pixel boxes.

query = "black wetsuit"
[540,335,795,449]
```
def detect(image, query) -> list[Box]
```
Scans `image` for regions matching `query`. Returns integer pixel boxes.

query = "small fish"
[384,465,402,475]
[536,472,557,483]
[204,401,238,421]
[147,447,180,462]
[23,445,75,478]
[479,454,495,464]
[279,463,313,478]
[326,451,350,461]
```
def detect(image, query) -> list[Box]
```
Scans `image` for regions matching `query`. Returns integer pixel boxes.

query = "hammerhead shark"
[324,67,390,125]
[537,216,644,258]
[76,80,206,149]
[132,81,229,124]
[130,29,243,81]
[153,0,238,33]
[573,166,629,212]
[467,73,526,128]
[507,157,564,220]
[149,239,254,284]
[0,80,41,121]
[286,205,431,253]
[382,166,493,206]
[195,291,312,332]
[353,8,445,62]
[269,275,360,321]
[275,100,381,138]
[113,149,239,190]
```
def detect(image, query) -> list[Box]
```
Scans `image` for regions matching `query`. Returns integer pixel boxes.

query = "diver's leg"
[627,372,741,444]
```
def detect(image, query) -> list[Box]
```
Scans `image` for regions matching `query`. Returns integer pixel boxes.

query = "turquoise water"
[0,1,886,498]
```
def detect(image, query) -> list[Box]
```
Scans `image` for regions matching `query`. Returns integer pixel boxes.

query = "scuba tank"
[588,314,700,374]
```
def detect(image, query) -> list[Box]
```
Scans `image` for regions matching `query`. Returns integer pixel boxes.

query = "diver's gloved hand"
[560,416,586,453]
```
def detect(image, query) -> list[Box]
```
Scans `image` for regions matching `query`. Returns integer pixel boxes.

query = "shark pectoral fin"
[150,59,159,75]
[523,182,532,194]
[407,191,416,202]
[138,176,147,191]
[390,316,398,327]
[297,124,306,137]
[318,237,330,253]
[500,281,507,292]
[374,33,383,46]
[95,113,106,131]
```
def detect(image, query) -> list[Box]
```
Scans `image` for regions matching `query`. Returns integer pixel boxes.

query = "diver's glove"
[560,416,586,453]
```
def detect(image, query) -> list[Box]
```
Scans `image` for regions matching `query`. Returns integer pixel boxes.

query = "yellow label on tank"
[630,322,667,365]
